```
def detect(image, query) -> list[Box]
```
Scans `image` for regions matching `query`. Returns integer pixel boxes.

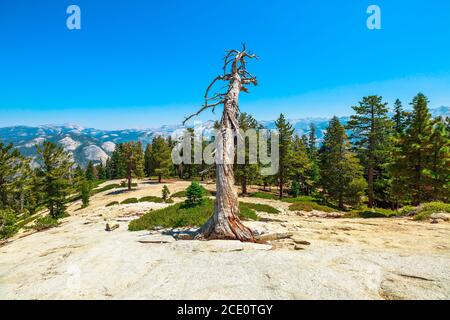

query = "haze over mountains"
[1,107,448,167]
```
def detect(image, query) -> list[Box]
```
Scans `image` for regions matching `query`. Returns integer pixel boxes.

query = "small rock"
[105,223,119,231]
[430,213,450,222]
[430,219,439,224]
[294,245,305,250]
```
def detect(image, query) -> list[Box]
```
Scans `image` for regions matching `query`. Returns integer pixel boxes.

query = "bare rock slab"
[138,234,176,244]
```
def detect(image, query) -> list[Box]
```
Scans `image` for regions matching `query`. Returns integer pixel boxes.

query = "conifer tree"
[347,95,392,208]
[36,141,73,219]
[85,161,96,182]
[121,141,145,190]
[428,116,450,202]
[290,135,311,195]
[320,117,367,209]
[275,114,294,199]
[235,112,261,195]
[399,93,433,205]
[306,123,320,194]
[393,99,409,134]
[0,143,23,209]
[144,143,153,177]
[109,144,126,179]
[150,136,172,183]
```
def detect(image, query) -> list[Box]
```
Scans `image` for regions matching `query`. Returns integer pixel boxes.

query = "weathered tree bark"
[183,46,257,242]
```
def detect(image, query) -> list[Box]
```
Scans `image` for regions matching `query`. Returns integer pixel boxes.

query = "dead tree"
[183,45,258,242]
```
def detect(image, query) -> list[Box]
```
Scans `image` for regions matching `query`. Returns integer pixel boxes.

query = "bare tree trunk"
[185,47,257,242]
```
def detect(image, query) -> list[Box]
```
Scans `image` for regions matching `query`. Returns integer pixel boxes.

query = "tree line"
[1,92,449,238]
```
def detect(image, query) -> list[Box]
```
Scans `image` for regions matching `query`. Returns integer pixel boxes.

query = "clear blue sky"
[1,0,450,129]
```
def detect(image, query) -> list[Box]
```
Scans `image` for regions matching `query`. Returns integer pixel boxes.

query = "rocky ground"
[1,180,449,300]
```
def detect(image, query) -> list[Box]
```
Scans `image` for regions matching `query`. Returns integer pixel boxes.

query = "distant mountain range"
[1,106,448,167]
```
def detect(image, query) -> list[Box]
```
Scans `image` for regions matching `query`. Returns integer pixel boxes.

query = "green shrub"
[120,198,139,205]
[171,190,186,198]
[139,196,164,203]
[162,185,171,202]
[92,183,121,194]
[106,201,119,207]
[120,181,138,188]
[172,185,211,198]
[33,216,60,231]
[0,209,18,239]
[129,199,260,231]
[289,201,337,213]
[185,182,204,207]
[239,202,280,214]
[248,192,279,200]
[414,202,450,221]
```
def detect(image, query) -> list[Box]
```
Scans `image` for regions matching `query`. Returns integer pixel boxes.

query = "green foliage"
[319,117,367,209]
[413,202,450,221]
[139,196,166,203]
[239,202,280,214]
[162,185,171,202]
[85,161,96,181]
[391,93,435,206]
[234,113,263,194]
[290,180,301,198]
[275,113,295,198]
[288,201,337,213]
[0,209,18,239]
[106,201,119,207]
[185,182,204,206]
[347,95,393,208]
[120,180,138,188]
[128,199,260,231]
[120,198,139,205]
[92,183,121,194]
[80,180,91,208]
[33,215,60,231]
[172,186,211,198]
[149,136,173,182]
[35,141,73,219]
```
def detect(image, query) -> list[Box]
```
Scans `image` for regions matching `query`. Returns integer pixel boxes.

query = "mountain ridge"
[1,106,448,167]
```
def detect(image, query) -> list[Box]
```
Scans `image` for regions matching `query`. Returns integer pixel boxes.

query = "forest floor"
[1,180,449,300]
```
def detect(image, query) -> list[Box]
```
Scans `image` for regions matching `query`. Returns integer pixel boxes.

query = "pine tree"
[109,144,126,179]
[121,141,145,190]
[393,99,409,134]
[290,135,312,195]
[36,141,73,219]
[80,180,91,208]
[275,114,294,199]
[162,185,171,202]
[347,95,392,208]
[319,117,367,209]
[144,143,153,177]
[428,116,450,202]
[85,161,96,182]
[400,93,433,205]
[0,143,23,209]
[306,123,320,194]
[150,136,172,183]
[235,112,261,195]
